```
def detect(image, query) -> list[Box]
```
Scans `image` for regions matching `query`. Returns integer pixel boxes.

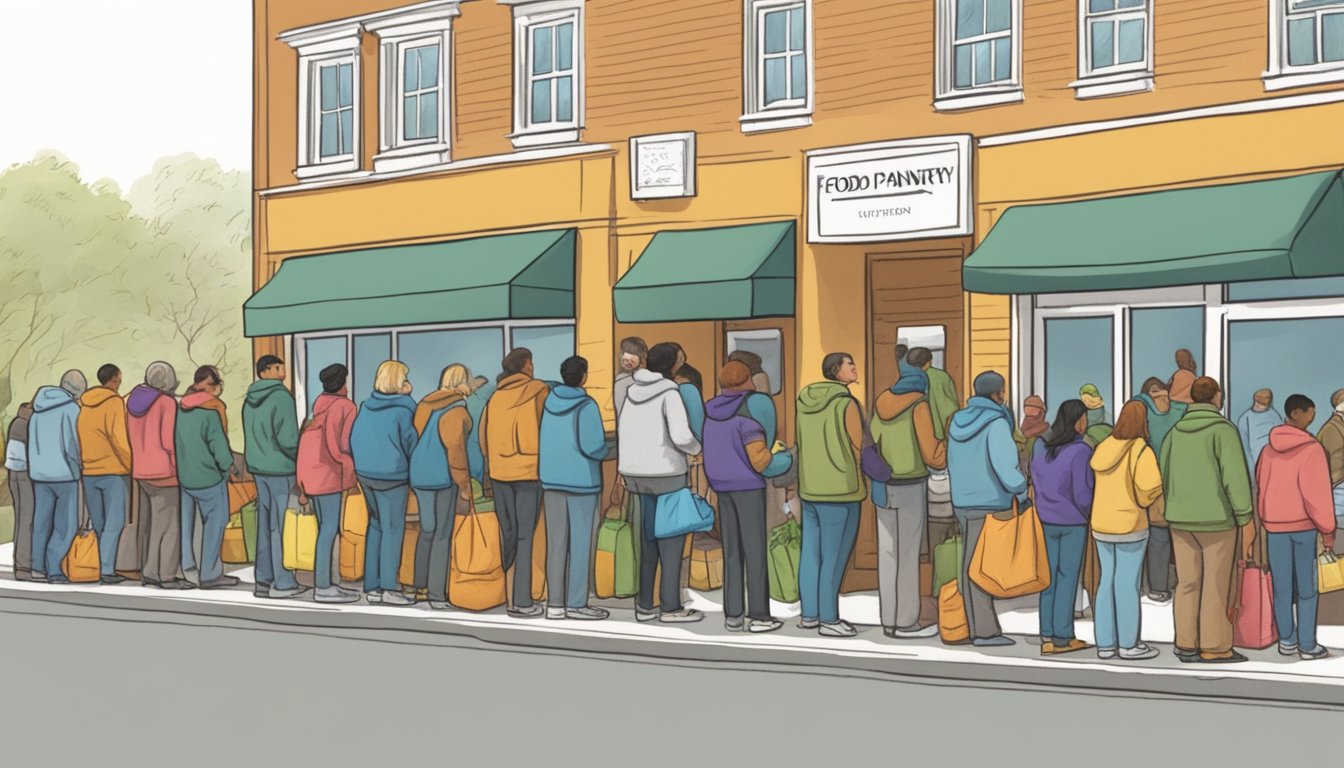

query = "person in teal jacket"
[539,357,610,620]
[241,355,305,600]
[674,356,706,443]
[175,366,240,590]
[1137,377,1187,602]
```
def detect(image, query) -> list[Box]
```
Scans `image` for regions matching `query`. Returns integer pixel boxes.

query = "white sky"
[0,1,252,190]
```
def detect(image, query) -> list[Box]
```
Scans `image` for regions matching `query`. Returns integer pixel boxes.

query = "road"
[0,596,1333,766]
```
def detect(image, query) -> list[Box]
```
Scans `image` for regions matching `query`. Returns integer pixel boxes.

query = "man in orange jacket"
[78,364,134,584]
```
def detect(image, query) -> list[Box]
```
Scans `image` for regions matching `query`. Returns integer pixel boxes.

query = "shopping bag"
[1231,560,1277,650]
[595,500,637,599]
[221,516,250,564]
[238,500,258,563]
[1320,551,1344,594]
[61,526,101,583]
[938,579,970,645]
[933,528,963,592]
[533,511,547,603]
[1146,494,1168,528]
[927,470,951,504]
[688,532,724,591]
[653,487,714,538]
[228,481,257,515]
[767,515,802,603]
[281,495,319,572]
[399,519,419,587]
[449,507,507,611]
[969,500,1050,599]
[340,492,368,582]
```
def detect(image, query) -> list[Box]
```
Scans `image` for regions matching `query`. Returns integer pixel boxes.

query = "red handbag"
[1230,560,1277,650]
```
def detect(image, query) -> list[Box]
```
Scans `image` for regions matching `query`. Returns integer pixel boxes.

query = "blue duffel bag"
[653,487,715,538]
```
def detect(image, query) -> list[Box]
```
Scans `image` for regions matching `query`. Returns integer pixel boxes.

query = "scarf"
[890,360,929,396]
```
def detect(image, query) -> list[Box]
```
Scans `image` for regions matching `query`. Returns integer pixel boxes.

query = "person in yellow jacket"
[78,364,134,584]
[479,347,550,617]
[1089,400,1164,661]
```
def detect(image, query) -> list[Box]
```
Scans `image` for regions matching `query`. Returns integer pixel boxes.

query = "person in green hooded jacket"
[795,352,865,638]
[1158,376,1254,664]
[175,365,240,589]
[242,355,307,601]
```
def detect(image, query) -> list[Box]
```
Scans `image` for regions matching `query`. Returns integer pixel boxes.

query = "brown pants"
[1172,528,1237,656]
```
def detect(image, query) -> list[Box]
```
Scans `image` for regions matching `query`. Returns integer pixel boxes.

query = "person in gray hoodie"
[6,401,35,580]
[29,370,87,584]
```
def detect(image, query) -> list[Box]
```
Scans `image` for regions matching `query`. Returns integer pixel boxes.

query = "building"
[249,0,1344,590]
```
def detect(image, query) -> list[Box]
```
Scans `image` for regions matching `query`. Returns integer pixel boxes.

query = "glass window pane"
[790,6,805,50]
[320,65,338,110]
[1089,0,1116,11]
[319,113,339,157]
[1325,13,1344,61]
[556,23,573,71]
[954,43,972,87]
[764,56,786,104]
[556,76,572,122]
[986,0,1011,34]
[764,10,787,54]
[402,95,419,140]
[339,63,353,108]
[420,44,440,88]
[511,326,575,387]
[974,40,992,84]
[1092,20,1114,70]
[339,109,353,155]
[403,48,420,93]
[1129,307,1204,397]
[532,26,554,75]
[1229,318,1344,434]
[1118,18,1145,64]
[530,78,551,123]
[1289,17,1318,66]
[1043,316,1114,423]
[1227,276,1344,302]
[956,0,984,40]
[353,334,392,409]
[993,37,1011,81]
[420,91,439,138]
[304,337,348,414]
[1117,0,1145,7]
[790,53,806,99]
[398,328,506,405]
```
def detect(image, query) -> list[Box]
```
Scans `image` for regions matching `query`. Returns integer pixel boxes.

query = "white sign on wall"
[806,135,972,243]
[630,132,696,199]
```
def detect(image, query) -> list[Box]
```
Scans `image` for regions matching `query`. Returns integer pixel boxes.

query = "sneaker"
[1097,648,1118,660]
[888,624,939,639]
[660,609,704,624]
[428,600,453,611]
[365,591,383,605]
[1042,639,1092,655]
[747,619,784,634]
[567,607,610,621]
[1279,642,1300,656]
[1148,591,1172,604]
[725,616,746,633]
[314,587,361,604]
[30,572,48,583]
[161,578,196,591]
[198,575,241,590]
[46,576,70,585]
[381,591,416,606]
[1300,646,1330,661]
[636,608,660,622]
[267,586,311,600]
[1198,651,1249,664]
[819,621,858,637]
[1119,644,1160,660]
[508,605,544,618]
[971,635,1016,648]
[254,583,271,598]
[546,607,568,620]
[14,569,33,582]
[798,618,820,630]
[100,575,127,585]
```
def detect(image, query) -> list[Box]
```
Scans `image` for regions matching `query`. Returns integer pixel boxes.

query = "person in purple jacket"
[703,362,792,633]
[1029,398,1095,655]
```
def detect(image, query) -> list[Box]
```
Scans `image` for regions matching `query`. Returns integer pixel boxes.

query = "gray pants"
[953,507,1003,640]
[877,482,928,631]
[7,470,33,577]
[138,481,182,584]
[494,479,542,608]
[719,489,770,621]
[413,488,458,603]
[1146,525,1173,593]
[543,491,599,610]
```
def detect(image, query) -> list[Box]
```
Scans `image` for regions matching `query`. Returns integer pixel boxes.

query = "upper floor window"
[317,61,357,159]
[1072,0,1154,99]
[366,2,459,172]
[282,24,364,179]
[741,0,814,133]
[1267,0,1344,90]
[504,0,584,149]
[936,0,1023,110]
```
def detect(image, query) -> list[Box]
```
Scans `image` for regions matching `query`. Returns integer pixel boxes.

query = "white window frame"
[502,0,585,149]
[740,0,815,134]
[1070,0,1154,99]
[1265,0,1344,90]
[367,3,460,173]
[935,0,1024,111]
[282,24,364,180]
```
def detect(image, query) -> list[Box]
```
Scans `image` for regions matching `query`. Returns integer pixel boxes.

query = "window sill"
[1069,73,1153,100]
[373,143,452,173]
[294,159,363,181]
[508,128,581,149]
[739,110,813,134]
[1262,67,1344,92]
[933,88,1024,112]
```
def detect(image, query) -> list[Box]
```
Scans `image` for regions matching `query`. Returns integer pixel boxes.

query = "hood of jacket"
[418,388,467,412]
[1137,393,1166,417]
[362,391,417,415]
[544,385,591,416]
[33,386,77,414]
[244,379,290,409]
[705,389,753,420]
[949,397,1011,442]
[797,381,852,415]
[1091,436,1143,473]
[181,391,222,411]
[491,373,549,410]
[627,368,679,405]
[79,387,121,410]
[127,384,166,417]
[311,391,351,417]
[1172,403,1227,434]
[1266,424,1319,455]
[876,390,923,421]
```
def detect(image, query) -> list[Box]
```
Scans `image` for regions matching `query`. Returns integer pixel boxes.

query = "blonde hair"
[373,361,409,395]
[439,363,474,395]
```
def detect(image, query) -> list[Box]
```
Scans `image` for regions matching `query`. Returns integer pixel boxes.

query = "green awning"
[244,229,575,336]
[963,170,1344,294]
[613,221,795,322]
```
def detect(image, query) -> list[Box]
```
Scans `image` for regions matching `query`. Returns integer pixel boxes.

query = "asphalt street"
[0,595,1334,767]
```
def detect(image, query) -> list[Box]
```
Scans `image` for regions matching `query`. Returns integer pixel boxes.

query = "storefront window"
[1129,307,1203,396]
[1228,317,1344,433]
[726,329,784,395]
[511,325,576,385]
[303,336,347,414]
[352,333,392,406]
[398,327,505,400]
[1043,316,1114,420]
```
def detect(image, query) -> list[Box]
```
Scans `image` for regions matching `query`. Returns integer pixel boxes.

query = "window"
[366,2,459,173]
[1229,317,1344,434]
[1072,0,1154,99]
[511,326,577,385]
[741,0,813,133]
[1042,315,1115,422]
[898,326,948,371]
[1228,275,1344,302]
[1129,307,1203,396]
[936,0,1023,110]
[352,333,392,407]
[726,329,784,395]
[317,61,356,159]
[282,23,364,179]
[399,327,506,399]
[505,0,584,148]
[303,337,349,414]
[1267,0,1344,89]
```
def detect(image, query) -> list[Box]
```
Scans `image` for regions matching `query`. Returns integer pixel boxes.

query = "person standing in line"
[242,355,308,600]
[946,371,1029,647]
[1136,378,1185,603]
[1257,394,1334,661]
[295,363,361,604]
[1319,389,1344,554]
[479,348,550,617]
[612,337,647,422]
[795,353,866,638]
[618,342,704,624]
[1090,401,1164,661]
[175,366,240,589]
[1159,376,1254,663]
[1018,395,1049,463]
[127,363,192,590]
[29,370,86,585]
[1029,399,1095,655]
[409,364,475,611]
[78,364,133,585]
[350,361,418,606]
[1238,388,1283,482]
[727,350,778,438]
[539,356,610,621]
[1167,349,1198,405]
[6,401,36,581]
[921,351,961,443]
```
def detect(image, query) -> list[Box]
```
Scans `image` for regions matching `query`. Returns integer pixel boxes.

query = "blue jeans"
[1095,537,1148,651]
[32,481,79,578]
[311,493,343,590]
[360,478,408,593]
[83,475,128,576]
[1267,530,1320,651]
[254,474,299,590]
[180,482,229,583]
[1039,524,1088,643]
[799,501,861,625]
[543,491,599,610]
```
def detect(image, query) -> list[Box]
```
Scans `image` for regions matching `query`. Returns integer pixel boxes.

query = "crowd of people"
[3,342,1338,662]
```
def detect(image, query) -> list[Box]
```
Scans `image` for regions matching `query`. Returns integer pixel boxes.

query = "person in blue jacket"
[29,370,86,584]
[350,360,419,606]
[539,356,610,620]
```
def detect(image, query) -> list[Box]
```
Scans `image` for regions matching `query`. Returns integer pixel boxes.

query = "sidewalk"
[3,543,1343,708]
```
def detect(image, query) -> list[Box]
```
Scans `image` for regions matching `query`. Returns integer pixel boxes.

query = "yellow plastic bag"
[1320,552,1344,594]
[341,491,367,582]
[282,495,318,572]
[969,500,1051,599]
